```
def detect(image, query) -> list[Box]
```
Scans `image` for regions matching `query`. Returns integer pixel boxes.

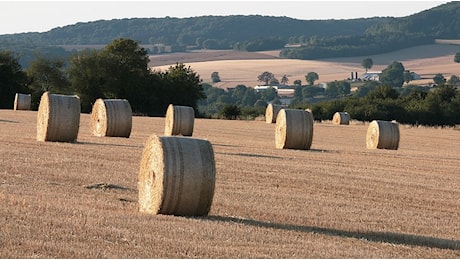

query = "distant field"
[1,109,459,258]
[149,43,460,88]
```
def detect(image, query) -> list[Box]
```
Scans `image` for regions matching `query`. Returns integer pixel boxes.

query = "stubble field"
[149,43,460,88]
[0,109,459,258]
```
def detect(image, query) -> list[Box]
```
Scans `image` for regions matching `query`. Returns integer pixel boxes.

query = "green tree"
[379,61,405,88]
[403,70,413,84]
[325,82,339,97]
[68,49,108,112]
[293,79,302,86]
[242,87,259,106]
[305,72,319,86]
[281,74,289,85]
[260,87,279,102]
[433,73,446,86]
[354,81,380,98]
[230,85,247,103]
[366,85,399,100]
[211,72,221,83]
[269,77,280,85]
[161,63,205,111]
[220,104,241,119]
[361,57,373,72]
[257,71,275,85]
[69,38,153,113]
[454,52,460,63]
[0,51,29,109]
[302,85,318,98]
[27,57,70,108]
[202,39,220,49]
[447,75,460,85]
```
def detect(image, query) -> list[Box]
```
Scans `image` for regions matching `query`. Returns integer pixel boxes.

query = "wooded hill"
[0,16,386,46]
[0,1,459,66]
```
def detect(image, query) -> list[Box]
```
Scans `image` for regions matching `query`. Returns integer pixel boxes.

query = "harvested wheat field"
[0,109,459,258]
[150,43,460,88]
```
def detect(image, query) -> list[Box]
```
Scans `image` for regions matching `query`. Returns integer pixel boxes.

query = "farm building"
[360,71,381,81]
[254,84,295,98]
[359,71,422,81]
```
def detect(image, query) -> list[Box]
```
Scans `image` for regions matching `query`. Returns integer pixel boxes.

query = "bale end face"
[275,109,314,150]
[90,98,132,138]
[138,135,215,216]
[14,93,31,111]
[36,92,81,142]
[366,120,400,150]
[164,104,195,136]
[265,104,282,124]
[332,112,350,125]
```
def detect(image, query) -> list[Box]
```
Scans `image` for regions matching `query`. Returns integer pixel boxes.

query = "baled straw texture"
[138,135,216,216]
[14,93,31,111]
[366,120,400,150]
[332,112,350,125]
[36,92,80,142]
[164,104,195,136]
[265,103,283,123]
[90,99,132,137]
[275,109,314,150]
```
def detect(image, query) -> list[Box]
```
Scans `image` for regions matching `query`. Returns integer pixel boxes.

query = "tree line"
[1,37,459,126]
[0,38,204,116]
[198,79,459,126]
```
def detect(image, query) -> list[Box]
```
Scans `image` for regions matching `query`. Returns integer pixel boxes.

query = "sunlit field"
[150,43,460,89]
[1,109,459,258]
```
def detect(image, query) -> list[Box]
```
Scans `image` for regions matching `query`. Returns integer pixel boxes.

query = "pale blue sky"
[0,1,447,35]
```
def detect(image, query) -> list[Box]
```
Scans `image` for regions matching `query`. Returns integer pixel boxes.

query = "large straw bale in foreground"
[90,99,132,137]
[14,93,31,111]
[366,120,400,150]
[265,103,283,123]
[275,109,314,150]
[138,135,216,216]
[36,92,80,142]
[164,104,194,136]
[332,112,350,125]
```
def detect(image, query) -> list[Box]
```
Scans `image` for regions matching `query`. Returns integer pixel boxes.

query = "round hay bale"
[90,98,132,137]
[332,112,350,125]
[36,92,80,142]
[138,134,216,216]
[366,120,400,150]
[14,93,31,111]
[265,103,283,124]
[275,109,314,150]
[164,104,194,136]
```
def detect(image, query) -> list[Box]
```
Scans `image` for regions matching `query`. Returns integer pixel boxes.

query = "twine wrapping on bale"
[265,103,283,124]
[275,109,314,150]
[138,134,216,216]
[36,92,80,142]
[14,93,31,111]
[164,104,195,136]
[90,98,132,138]
[366,120,400,150]
[332,112,350,125]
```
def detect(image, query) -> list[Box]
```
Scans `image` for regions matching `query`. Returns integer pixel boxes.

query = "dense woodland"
[1,2,460,68]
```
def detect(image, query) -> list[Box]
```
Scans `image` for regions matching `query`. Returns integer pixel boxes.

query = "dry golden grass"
[149,43,460,88]
[1,109,459,258]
